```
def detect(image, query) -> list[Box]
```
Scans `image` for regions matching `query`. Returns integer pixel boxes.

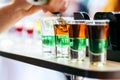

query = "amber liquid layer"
[54,24,70,47]
[54,24,70,58]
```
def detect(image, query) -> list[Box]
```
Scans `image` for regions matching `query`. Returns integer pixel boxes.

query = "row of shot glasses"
[40,17,109,66]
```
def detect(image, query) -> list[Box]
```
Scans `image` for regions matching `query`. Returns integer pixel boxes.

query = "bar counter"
[0,33,120,79]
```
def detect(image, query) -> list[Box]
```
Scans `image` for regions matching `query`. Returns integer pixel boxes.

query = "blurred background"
[0,0,108,18]
[0,0,119,80]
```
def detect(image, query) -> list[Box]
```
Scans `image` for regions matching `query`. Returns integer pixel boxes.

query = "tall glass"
[68,20,87,62]
[86,20,109,66]
[53,17,73,59]
[41,17,56,58]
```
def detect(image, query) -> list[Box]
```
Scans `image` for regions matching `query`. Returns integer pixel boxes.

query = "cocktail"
[53,17,73,59]
[54,21,70,58]
[68,20,87,61]
[41,17,56,58]
[86,20,109,66]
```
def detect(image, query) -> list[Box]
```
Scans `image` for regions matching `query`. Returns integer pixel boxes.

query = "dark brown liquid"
[69,23,86,38]
[87,24,109,39]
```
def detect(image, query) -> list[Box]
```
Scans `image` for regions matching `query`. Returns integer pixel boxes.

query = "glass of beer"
[68,20,87,62]
[86,20,109,66]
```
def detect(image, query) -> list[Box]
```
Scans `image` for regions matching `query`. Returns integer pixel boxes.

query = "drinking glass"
[41,17,56,58]
[86,20,109,66]
[14,21,23,36]
[14,20,24,43]
[68,20,87,62]
[53,17,73,59]
[24,21,34,43]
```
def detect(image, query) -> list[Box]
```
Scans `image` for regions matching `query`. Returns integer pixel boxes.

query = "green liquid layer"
[89,39,108,53]
[42,36,55,46]
[70,38,86,50]
[55,35,69,47]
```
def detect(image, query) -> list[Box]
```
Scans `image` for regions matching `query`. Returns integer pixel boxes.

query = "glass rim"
[66,20,87,24]
[41,16,73,19]
[85,19,110,22]
[67,20,87,21]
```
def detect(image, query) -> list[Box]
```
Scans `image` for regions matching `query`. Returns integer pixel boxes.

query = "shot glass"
[14,20,24,42]
[41,17,56,58]
[86,20,109,66]
[24,21,34,44]
[68,20,87,62]
[53,17,73,59]
[14,21,24,36]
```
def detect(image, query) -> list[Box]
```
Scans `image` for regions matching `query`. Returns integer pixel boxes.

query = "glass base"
[42,45,56,58]
[90,62,106,67]
[70,48,86,62]
[57,55,69,58]
[89,51,106,66]
[56,46,69,59]
[43,53,56,59]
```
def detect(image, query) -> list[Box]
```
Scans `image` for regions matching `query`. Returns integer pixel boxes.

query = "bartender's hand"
[42,0,67,12]
[12,0,68,16]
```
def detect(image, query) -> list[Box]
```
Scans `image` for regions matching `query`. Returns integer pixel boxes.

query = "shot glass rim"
[53,17,74,24]
[67,20,87,24]
[41,16,73,20]
[86,19,110,26]
[85,19,110,23]
[41,17,57,21]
